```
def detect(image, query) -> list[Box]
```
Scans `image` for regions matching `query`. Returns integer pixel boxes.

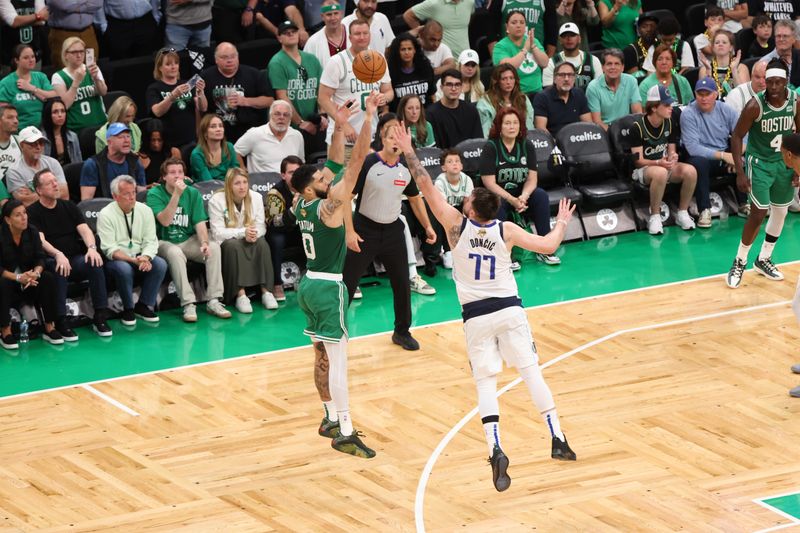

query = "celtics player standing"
[291,92,380,458]
[727,59,800,288]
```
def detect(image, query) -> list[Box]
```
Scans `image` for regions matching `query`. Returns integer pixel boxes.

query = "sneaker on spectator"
[236,294,253,313]
[697,209,712,228]
[675,210,695,230]
[510,261,521,271]
[207,299,232,318]
[120,308,136,326]
[738,203,750,218]
[1,333,18,350]
[134,302,159,323]
[442,251,453,269]
[183,303,198,323]
[648,214,664,235]
[353,286,363,299]
[536,253,561,265]
[93,309,112,337]
[410,275,435,295]
[42,329,64,345]
[273,285,286,302]
[262,291,278,310]
[56,319,79,342]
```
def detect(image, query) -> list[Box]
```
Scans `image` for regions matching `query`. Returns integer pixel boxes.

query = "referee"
[343,115,436,351]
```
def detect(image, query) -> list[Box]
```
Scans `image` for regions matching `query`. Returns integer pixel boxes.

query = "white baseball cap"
[458,49,479,65]
[18,126,45,144]
[559,22,580,36]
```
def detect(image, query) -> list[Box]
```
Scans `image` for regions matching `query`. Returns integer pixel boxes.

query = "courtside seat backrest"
[63,161,84,203]
[249,172,282,199]
[555,123,616,181]
[454,138,486,181]
[192,179,225,210]
[415,146,442,180]
[78,198,113,234]
[526,129,560,188]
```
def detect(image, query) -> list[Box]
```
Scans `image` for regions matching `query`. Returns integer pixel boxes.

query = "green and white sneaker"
[318,417,340,438]
[331,430,376,458]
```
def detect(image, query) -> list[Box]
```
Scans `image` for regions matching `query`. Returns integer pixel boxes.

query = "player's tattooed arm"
[448,223,464,244]
[404,151,433,188]
[319,197,344,224]
[313,341,332,401]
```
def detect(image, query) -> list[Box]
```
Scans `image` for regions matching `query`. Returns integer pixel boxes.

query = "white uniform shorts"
[463,305,539,380]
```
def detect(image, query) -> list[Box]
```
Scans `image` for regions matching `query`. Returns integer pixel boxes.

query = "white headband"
[766,68,788,79]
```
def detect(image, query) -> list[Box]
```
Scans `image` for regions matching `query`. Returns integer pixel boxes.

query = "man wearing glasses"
[234,100,305,173]
[425,69,482,149]
[5,126,68,206]
[760,20,800,88]
[533,61,592,136]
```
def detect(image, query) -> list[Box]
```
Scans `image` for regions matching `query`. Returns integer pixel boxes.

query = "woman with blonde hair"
[95,96,141,153]
[435,49,485,103]
[51,37,108,132]
[207,167,278,312]
[190,113,239,181]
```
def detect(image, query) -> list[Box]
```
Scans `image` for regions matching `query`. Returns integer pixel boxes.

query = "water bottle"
[19,319,28,344]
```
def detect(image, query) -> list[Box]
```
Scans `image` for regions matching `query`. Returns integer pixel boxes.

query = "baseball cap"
[278,20,299,35]
[646,84,674,105]
[559,22,580,36]
[106,122,131,139]
[18,126,45,144]
[694,76,718,93]
[637,14,659,26]
[458,49,479,65]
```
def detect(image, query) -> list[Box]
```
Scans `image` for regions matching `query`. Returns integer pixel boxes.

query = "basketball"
[352,50,387,84]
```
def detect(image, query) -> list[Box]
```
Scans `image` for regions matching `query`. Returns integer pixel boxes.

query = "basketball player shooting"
[394,123,577,492]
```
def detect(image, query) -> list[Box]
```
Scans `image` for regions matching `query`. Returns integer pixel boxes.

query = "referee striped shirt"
[353,152,420,224]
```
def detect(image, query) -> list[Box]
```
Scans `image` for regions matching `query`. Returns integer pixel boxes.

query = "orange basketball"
[352,50,387,84]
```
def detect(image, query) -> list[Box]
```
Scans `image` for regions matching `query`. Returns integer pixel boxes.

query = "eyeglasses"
[66,49,85,55]
[298,65,308,83]
[444,81,463,88]
[775,33,794,40]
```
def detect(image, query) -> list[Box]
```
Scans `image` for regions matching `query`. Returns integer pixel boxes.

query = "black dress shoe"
[391,332,419,351]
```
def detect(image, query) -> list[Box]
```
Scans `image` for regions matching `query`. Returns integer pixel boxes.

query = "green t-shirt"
[189,142,239,182]
[0,71,53,130]
[411,0,475,57]
[268,50,323,121]
[410,122,436,148]
[293,198,346,274]
[638,74,693,107]
[492,36,544,94]
[747,90,797,163]
[599,0,640,50]
[55,69,107,131]
[146,182,208,244]
[502,0,546,46]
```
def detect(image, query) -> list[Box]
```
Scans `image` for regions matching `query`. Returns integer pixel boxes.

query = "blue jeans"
[46,255,109,319]
[164,22,212,50]
[104,257,168,309]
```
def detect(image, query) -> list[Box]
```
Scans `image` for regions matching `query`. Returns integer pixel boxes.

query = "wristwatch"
[88,244,97,250]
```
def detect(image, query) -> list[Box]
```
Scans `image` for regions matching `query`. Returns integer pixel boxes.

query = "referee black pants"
[343,215,411,335]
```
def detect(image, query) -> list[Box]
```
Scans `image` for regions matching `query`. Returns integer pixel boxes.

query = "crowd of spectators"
[0,0,797,349]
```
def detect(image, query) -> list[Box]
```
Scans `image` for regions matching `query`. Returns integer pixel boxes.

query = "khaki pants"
[48,26,99,69]
[158,235,224,307]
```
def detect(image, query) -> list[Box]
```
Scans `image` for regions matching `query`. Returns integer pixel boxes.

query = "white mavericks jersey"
[319,49,391,145]
[452,218,519,306]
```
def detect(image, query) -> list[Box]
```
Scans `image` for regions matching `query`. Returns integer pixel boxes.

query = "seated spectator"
[0,104,20,188]
[426,69,482,148]
[693,6,724,59]
[268,20,326,156]
[6,126,67,206]
[41,97,81,166]
[418,20,455,77]
[46,0,102,69]
[630,85,697,235]
[397,94,435,148]
[586,48,642,129]
[725,60,766,115]
[492,11,549,96]
[387,33,436,111]
[597,0,640,51]
[202,42,275,143]
[479,107,558,266]
[622,14,658,82]
[28,169,111,338]
[208,167,278,312]
[81,123,146,200]
[255,0,309,46]
[760,21,800,89]
[0,199,63,349]
[302,0,346,69]
[533,61,592,135]
[642,18,695,75]
[403,0,475,57]
[139,119,181,186]
[50,37,108,133]
[697,29,749,100]
[477,64,535,137]
[164,0,213,50]
[638,44,693,106]
[0,44,56,130]
[434,49,485,103]
[146,47,208,149]
[146,158,231,322]
[95,97,142,154]
[342,0,395,53]
[432,148,473,268]
[680,77,742,228]
[555,0,599,54]
[746,14,774,59]
[191,114,240,182]
[97,175,167,325]
[0,0,48,70]
[96,0,161,60]
[542,23,602,89]
[234,100,305,173]
[265,155,301,303]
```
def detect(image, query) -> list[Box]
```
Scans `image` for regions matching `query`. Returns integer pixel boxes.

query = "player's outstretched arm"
[396,123,463,230]
[321,98,355,181]
[504,198,575,254]
[329,91,380,203]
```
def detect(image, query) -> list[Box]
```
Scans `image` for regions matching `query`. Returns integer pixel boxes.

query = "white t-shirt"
[233,124,305,174]
[0,135,21,185]
[320,49,391,145]
[542,52,602,87]
[423,43,454,69]
[642,41,696,72]
[0,0,44,26]
[434,171,473,206]
[341,11,395,53]
[303,27,348,69]
[724,82,758,115]
[693,33,711,56]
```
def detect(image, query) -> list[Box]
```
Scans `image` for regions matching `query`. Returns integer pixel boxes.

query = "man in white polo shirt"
[234,100,304,173]
[341,0,394,53]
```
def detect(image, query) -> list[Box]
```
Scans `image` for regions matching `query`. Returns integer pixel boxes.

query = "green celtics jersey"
[294,198,346,274]
[747,89,797,163]
[55,69,106,131]
[502,0,546,45]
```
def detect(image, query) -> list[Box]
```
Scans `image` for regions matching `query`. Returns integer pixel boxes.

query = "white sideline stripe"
[413,299,793,533]
[752,493,800,532]
[752,522,800,533]
[81,384,140,417]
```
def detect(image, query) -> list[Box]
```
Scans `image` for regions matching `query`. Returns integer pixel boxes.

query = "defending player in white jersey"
[778,132,800,399]
[394,124,577,492]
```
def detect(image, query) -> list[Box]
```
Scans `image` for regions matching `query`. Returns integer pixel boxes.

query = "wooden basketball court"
[1,266,799,532]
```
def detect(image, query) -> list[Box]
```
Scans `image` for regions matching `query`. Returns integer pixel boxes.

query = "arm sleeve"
[135,161,146,186]
[5,168,27,193]
[49,159,66,183]
[145,82,165,114]
[352,155,372,195]
[403,174,420,196]
[145,187,167,217]
[0,2,18,27]
[411,0,435,20]
[478,141,497,176]
[253,191,267,238]
[140,205,160,259]
[233,129,253,157]
[96,208,118,257]
[586,82,601,112]
[532,91,549,119]
[268,57,288,90]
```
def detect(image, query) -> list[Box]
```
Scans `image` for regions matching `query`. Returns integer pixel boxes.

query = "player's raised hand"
[556,198,575,226]
[394,121,414,154]
[364,90,381,115]
[333,98,357,124]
